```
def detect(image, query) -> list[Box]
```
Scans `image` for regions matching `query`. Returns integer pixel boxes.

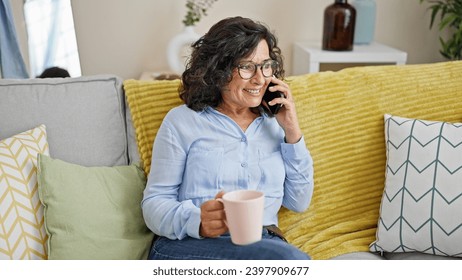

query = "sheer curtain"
[0,0,29,78]
[24,0,81,77]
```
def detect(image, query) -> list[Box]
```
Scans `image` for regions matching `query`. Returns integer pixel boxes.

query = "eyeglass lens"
[238,60,277,79]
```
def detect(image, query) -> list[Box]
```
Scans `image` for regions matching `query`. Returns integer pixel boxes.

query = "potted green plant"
[183,0,218,26]
[419,0,462,60]
[167,0,218,74]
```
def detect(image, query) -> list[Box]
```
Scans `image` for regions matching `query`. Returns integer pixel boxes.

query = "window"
[23,0,81,77]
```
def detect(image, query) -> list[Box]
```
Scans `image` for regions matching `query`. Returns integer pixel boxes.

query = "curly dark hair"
[180,16,285,112]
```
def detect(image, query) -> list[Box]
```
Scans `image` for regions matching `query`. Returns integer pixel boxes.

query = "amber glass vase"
[322,0,356,51]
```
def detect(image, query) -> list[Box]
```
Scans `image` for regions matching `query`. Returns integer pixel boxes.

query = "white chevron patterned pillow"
[370,115,462,257]
[0,125,49,259]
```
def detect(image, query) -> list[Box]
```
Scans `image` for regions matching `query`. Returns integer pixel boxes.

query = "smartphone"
[262,82,284,115]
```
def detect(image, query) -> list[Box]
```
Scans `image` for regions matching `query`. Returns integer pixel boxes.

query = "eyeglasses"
[236,59,279,80]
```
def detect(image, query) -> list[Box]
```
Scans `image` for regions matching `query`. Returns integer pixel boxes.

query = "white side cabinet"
[292,41,408,74]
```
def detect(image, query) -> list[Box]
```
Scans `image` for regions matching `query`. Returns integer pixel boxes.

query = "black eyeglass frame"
[236,59,279,80]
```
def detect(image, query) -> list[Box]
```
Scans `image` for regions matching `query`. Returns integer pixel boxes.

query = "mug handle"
[215,198,228,226]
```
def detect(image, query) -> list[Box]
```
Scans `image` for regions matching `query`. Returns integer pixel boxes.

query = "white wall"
[12,0,445,79]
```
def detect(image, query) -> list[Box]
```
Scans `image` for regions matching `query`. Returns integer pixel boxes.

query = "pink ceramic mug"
[217,190,264,245]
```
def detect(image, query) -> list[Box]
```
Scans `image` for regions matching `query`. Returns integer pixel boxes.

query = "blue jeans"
[148,229,311,260]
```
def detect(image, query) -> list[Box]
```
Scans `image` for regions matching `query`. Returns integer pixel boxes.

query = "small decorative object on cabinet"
[167,26,201,74]
[167,0,218,74]
[352,0,376,44]
[322,0,356,51]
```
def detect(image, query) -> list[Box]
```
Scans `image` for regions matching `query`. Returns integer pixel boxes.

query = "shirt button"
[241,137,246,142]
[241,162,248,168]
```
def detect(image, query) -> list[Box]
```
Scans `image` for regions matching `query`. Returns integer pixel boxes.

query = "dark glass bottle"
[322,0,356,51]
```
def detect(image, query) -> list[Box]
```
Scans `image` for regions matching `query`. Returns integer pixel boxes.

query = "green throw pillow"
[37,154,154,259]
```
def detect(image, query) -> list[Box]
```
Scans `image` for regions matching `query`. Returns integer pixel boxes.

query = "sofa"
[1,61,461,260]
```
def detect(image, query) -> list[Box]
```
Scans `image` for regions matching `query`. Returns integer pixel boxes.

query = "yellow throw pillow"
[124,79,182,175]
[0,125,49,259]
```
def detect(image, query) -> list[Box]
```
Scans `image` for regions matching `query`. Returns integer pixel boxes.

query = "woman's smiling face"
[221,40,272,111]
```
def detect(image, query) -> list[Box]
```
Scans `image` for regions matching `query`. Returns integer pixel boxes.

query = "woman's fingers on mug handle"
[200,220,227,238]
[200,199,228,238]
[215,190,225,199]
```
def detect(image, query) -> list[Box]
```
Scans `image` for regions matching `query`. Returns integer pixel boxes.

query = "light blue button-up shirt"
[142,104,314,240]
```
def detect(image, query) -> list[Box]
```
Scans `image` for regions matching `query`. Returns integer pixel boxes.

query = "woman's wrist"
[284,130,303,144]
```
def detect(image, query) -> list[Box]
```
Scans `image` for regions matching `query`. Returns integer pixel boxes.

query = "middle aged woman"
[142,16,314,260]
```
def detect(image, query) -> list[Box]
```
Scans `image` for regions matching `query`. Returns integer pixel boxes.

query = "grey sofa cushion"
[0,75,130,167]
[330,252,385,260]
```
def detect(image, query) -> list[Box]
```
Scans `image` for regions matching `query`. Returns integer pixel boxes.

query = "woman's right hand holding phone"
[267,78,303,144]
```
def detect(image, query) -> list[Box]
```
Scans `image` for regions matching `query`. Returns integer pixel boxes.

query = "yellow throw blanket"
[124,61,462,259]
